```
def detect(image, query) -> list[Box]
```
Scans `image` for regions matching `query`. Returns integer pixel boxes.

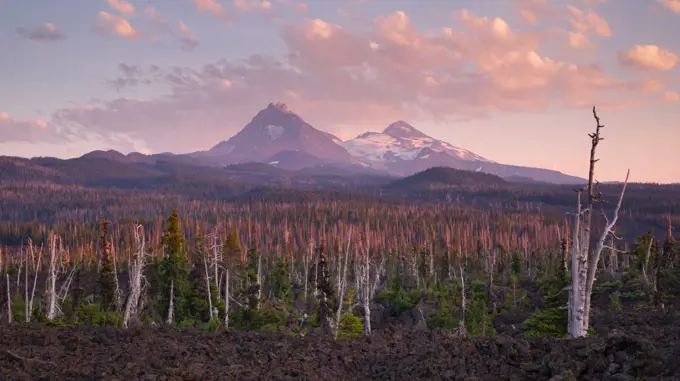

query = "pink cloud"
[515,0,549,25]
[144,7,199,51]
[566,5,612,37]
[96,11,139,39]
[193,0,230,21]
[0,112,58,143]
[619,45,678,71]
[234,0,272,12]
[41,9,652,154]
[178,22,199,51]
[15,23,67,42]
[658,0,680,14]
[107,0,135,15]
[661,91,680,102]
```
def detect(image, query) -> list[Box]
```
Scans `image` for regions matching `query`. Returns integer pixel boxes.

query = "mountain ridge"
[13,102,586,184]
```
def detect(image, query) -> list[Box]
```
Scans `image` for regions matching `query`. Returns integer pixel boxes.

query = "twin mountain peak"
[88,102,585,184]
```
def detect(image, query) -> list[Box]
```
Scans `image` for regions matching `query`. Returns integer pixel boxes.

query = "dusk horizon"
[2,0,680,183]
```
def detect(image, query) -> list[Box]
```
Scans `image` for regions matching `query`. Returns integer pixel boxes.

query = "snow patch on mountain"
[266,125,285,140]
[342,129,491,163]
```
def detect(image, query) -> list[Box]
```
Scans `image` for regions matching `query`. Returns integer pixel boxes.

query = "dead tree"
[568,107,630,338]
[334,228,352,340]
[27,240,42,322]
[166,279,174,325]
[46,232,59,321]
[458,263,467,337]
[123,224,146,328]
[203,247,214,321]
[224,268,230,328]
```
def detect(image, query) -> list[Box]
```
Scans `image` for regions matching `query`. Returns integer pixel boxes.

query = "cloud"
[177,22,199,51]
[42,9,645,154]
[641,79,665,93]
[658,0,680,14]
[566,5,612,37]
[0,112,57,143]
[234,0,272,12]
[515,0,549,25]
[96,11,139,39]
[619,45,678,71]
[661,91,680,102]
[144,7,199,51]
[193,0,230,21]
[107,0,135,15]
[15,23,67,42]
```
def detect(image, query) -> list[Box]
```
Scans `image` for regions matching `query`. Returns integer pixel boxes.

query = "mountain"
[387,166,507,190]
[341,121,584,184]
[342,121,489,165]
[191,102,351,166]
[72,102,585,184]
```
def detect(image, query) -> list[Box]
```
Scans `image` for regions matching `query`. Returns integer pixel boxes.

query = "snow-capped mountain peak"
[382,120,429,139]
[341,121,491,166]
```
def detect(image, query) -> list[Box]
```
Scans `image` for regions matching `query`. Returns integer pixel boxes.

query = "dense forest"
[1,159,678,340]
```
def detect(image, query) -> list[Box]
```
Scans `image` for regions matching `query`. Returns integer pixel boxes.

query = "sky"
[1,0,679,183]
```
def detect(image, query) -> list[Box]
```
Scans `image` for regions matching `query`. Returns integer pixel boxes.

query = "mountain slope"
[342,121,584,184]
[342,121,489,164]
[192,102,351,166]
[387,166,507,190]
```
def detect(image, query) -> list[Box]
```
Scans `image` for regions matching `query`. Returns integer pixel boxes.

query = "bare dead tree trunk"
[46,233,58,321]
[334,228,352,340]
[256,253,262,307]
[358,236,372,336]
[123,224,146,329]
[459,264,467,337]
[314,240,319,298]
[224,269,230,328]
[58,263,79,303]
[166,279,174,325]
[203,250,214,321]
[213,232,221,301]
[569,107,630,337]
[583,170,629,330]
[28,243,42,322]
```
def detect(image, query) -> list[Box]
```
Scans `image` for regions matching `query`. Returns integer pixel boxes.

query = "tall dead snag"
[166,279,174,325]
[568,107,630,338]
[46,232,59,321]
[27,239,41,322]
[458,263,467,337]
[356,231,385,336]
[224,268,230,328]
[123,224,146,328]
[334,227,352,340]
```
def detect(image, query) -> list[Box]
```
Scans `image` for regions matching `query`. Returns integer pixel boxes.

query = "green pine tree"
[157,209,190,324]
[98,217,116,312]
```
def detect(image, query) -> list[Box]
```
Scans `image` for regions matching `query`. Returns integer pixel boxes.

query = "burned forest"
[1,108,679,380]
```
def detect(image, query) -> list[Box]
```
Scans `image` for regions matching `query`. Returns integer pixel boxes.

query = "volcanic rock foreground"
[0,311,678,380]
